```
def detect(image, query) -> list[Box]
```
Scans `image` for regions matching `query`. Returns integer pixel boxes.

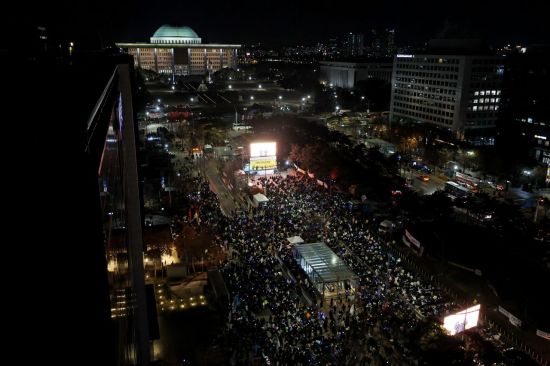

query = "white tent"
[287,236,304,244]
[253,193,269,206]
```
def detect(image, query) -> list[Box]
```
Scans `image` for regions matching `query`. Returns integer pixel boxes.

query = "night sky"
[21,0,550,48]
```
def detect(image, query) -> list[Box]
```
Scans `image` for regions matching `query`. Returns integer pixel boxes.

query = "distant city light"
[156,106,160,111]
[335,106,340,110]
[278,95,283,100]
[171,85,175,90]
[302,97,306,101]
[190,97,194,102]
[258,84,262,88]
[228,85,232,89]
[69,42,74,47]
[454,165,458,170]
[229,77,232,80]
[248,76,252,80]
[361,96,365,100]
[307,95,311,99]
[250,96,254,100]
[157,99,161,103]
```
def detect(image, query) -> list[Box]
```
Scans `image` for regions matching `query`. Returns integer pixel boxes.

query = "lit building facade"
[117,25,240,76]
[320,60,393,88]
[345,32,364,57]
[390,51,504,142]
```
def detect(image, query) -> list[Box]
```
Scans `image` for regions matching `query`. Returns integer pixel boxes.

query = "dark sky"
[20,0,550,48]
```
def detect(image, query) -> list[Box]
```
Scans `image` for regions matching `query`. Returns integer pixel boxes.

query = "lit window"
[491,90,496,95]
[496,98,500,103]
[474,91,479,96]
[490,98,495,103]
[495,106,499,111]
[473,106,478,111]
[473,99,478,104]
[496,90,501,95]
[485,98,490,103]
[480,91,485,96]
[486,90,491,95]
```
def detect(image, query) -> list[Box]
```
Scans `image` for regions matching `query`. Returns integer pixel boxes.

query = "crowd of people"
[183,168,465,365]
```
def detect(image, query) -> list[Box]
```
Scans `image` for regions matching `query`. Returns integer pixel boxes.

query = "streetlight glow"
[278,95,283,100]
[250,96,254,100]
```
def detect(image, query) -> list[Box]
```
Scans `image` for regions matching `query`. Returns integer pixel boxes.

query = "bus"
[444,181,471,200]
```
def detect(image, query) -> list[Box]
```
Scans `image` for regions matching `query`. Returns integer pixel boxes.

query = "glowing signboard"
[443,304,481,335]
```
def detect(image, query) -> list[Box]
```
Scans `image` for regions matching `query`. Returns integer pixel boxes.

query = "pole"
[534,199,540,223]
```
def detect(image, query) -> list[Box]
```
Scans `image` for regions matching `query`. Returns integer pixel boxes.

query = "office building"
[345,32,364,57]
[320,59,393,88]
[389,39,505,142]
[117,24,241,77]
[499,45,550,164]
[22,49,156,365]
[366,28,396,57]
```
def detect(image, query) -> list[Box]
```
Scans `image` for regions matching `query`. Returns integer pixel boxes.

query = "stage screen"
[443,304,480,335]
[250,142,276,171]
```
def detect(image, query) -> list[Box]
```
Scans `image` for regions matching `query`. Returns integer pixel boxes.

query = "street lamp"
[278,95,283,100]
[228,85,232,89]
[250,96,254,100]
[258,84,262,89]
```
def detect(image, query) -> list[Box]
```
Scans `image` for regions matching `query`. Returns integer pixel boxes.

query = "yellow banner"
[250,158,276,170]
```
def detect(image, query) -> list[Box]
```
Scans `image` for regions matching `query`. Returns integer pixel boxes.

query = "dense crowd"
[185,168,461,365]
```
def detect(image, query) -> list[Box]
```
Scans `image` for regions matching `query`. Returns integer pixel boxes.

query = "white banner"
[405,230,421,248]
[498,306,522,327]
[536,329,550,341]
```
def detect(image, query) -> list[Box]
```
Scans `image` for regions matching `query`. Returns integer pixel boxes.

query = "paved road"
[400,169,446,195]
[202,158,238,217]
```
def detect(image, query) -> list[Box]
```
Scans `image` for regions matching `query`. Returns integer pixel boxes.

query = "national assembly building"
[116,24,241,76]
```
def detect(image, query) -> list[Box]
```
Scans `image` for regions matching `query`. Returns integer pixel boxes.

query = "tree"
[354,79,391,111]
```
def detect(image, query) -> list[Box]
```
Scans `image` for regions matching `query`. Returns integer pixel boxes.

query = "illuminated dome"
[150,25,201,44]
